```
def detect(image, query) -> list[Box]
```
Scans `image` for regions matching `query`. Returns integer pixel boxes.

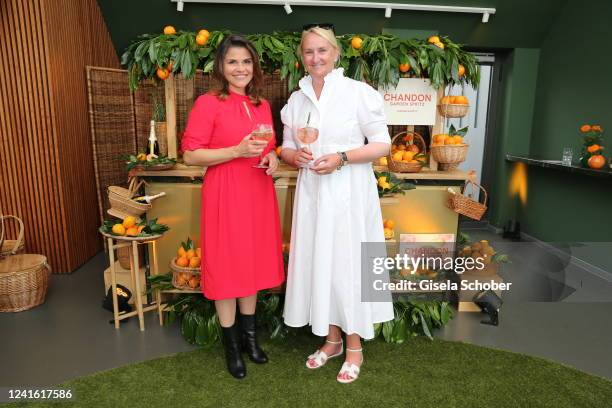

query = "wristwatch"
[336,151,348,170]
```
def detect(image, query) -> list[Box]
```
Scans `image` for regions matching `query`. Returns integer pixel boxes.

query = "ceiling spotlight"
[482,12,489,23]
[283,1,292,14]
[177,1,184,12]
[385,7,392,18]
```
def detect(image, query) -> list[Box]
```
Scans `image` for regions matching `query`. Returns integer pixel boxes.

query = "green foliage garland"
[122,30,480,91]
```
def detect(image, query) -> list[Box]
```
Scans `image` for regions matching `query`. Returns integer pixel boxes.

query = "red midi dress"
[181,91,285,300]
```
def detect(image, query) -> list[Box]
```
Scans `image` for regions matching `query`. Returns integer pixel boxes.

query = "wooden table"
[100,231,164,331]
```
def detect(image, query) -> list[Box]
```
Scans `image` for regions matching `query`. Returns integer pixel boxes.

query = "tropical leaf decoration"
[122,30,480,91]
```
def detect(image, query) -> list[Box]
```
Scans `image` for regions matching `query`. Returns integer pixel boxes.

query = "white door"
[445,55,494,202]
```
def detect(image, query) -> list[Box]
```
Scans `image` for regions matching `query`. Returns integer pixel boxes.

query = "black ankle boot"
[239,313,268,364]
[221,323,246,379]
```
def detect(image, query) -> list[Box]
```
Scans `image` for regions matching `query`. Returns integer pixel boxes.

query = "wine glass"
[296,126,319,168]
[251,124,274,169]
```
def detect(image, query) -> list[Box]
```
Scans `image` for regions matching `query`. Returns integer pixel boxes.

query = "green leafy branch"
[122,30,480,92]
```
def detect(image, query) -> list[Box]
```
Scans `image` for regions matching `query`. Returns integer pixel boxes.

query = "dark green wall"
[488,48,540,229]
[97,0,565,57]
[520,0,612,243]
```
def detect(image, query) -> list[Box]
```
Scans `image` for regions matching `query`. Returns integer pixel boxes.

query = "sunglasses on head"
[302,23,335,32]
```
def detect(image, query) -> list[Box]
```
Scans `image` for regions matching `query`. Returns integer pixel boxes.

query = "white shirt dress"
[281,68,394,340]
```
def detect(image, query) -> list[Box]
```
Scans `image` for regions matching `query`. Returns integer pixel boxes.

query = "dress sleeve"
[280,98,298,150]
[356,83,391,144]
[181,94,217,151]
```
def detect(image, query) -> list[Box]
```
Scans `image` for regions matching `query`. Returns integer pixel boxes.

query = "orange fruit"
[434,134,449,143]
[126,226,139,237]
[350,36,363,49]
[186,249,196,259]
[453,95,469,105]
[383,219,395,229]
[112,224,126,236]
[399,63,410,73]
[427,35,440,44]
[452,135,464,144]
[407,144,420,154]
[397,144,406,151]
[196,248,201,258]
[580,124,592,133]
[587,144,602,153]
[444,137,456,145]
[156,68,170,80]
[189,256,201,268]
[592,125,603,132]
[197,29,210,37]
[392,151,404,162]
[588,154,606,169]
[384,228,394,240]
[196,34,208,46]
[122,216,137,229]
[402,151,416,161]
[440,96,452,105]
[458,64,465,77]
[176,256,189,267]
[163,26,176,35]
[137,225,145,233]
[178,246,187,257]
[434,42,445,49]
[188,276,200,289]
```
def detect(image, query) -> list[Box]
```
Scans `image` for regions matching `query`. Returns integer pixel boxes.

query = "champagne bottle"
[149,120,160,158]
[133,192,166,204]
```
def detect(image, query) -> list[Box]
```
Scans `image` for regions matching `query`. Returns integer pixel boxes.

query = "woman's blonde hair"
[299,27,341,60]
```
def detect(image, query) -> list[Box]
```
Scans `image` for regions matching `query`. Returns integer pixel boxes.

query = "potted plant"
[578,124,606,169]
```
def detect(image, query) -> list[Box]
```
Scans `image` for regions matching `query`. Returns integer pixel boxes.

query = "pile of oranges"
[111,216,144,237]
[175,242,201,269]
[440,95,469,105]
[431,134,465,146]
[390,134,426,164]
[176,272,200,289]
[383,219,395,240]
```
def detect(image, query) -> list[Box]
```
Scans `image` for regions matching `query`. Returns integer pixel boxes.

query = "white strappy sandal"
[305,339,344,369]
[337,347,363,384]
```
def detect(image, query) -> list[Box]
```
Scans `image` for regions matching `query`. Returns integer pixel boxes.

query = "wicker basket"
[447,181,488,220]
[430,144,469,170]
[170,258,201,290]
[107,178,151,219]
[387,131,427,173]
[0,254,51,312]
[438,103,470,118]
[116,245,144,270]
[108,178,143,199]
[1,215,25,258]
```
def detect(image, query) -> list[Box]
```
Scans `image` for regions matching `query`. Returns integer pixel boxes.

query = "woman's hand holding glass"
[234,133,268,158]
[259,151,279,175]
[292,147,314,168]
[312,153,341,175]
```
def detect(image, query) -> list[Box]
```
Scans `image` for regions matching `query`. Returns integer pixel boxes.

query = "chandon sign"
[379,78,437,125]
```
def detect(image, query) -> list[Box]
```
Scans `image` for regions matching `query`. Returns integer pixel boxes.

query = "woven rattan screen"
[87,67,137,223]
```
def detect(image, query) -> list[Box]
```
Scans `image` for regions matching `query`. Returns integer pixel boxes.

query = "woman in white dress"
[280,24,394,384]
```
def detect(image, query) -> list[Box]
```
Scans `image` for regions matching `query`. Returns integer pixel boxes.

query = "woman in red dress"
[182,35,285,379]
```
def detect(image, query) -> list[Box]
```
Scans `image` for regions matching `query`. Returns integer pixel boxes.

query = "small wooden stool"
[101,232,164,331]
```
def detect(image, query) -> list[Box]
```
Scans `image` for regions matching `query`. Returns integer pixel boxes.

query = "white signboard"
[379,78,437,125]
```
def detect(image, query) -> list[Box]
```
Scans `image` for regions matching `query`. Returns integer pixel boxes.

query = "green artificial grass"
[8,334,612,408]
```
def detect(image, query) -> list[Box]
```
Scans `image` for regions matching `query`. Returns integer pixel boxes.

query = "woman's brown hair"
[211,34,263,106]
